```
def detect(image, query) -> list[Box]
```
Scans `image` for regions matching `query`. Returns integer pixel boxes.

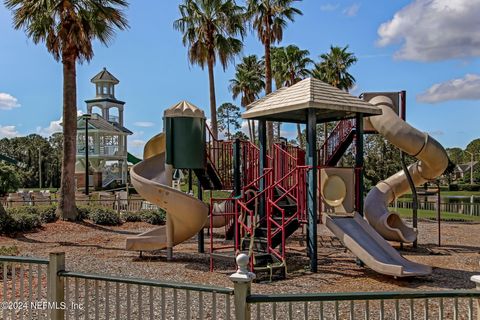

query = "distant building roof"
[455,161,478,173]
[242,77,382,123]
[91,68,120,84]
[77,114,132,135]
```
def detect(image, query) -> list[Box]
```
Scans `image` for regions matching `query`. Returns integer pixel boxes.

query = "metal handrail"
[0,255,49,265]
[247,290,480,303]
[58,271,234,295]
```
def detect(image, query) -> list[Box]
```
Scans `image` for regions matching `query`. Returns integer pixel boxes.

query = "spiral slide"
[364,95,449,243]
[125,133,209,251]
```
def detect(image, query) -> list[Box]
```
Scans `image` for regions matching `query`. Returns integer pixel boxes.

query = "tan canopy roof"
[91,67,120,84]
[164,100,206,119]
[242,78,382,123]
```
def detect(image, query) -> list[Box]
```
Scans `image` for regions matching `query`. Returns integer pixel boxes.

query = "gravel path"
[0,219,478,293]
[0,219,479,319]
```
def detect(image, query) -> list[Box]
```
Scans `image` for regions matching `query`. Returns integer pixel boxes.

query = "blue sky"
[1,0,479,157]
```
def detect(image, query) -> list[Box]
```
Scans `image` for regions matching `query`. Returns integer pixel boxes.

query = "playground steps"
[240,187,301,279]
[194,159,223,190]
[320,119,356,166]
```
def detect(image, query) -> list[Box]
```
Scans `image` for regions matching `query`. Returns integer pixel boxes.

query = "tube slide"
[364,95,449,243]
[126,133,208,251]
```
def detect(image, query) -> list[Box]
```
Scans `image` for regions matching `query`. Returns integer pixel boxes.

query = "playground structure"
[126,78,449,278]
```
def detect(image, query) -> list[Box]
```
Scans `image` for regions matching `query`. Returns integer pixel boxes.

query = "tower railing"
[205,127,234,190]
[319,118,356,165]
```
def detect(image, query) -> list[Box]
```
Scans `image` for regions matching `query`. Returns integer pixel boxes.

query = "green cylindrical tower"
[164,101,206,169]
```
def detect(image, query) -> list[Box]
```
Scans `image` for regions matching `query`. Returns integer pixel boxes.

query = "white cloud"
[130,139,146,148]
[428,130,445,136]
[343,4,360,17]
[280,129,298,141]
[0,93,20,110]
[417,74,480,103]
[36,110,84,137]
[133,121,155,128]
[320,3,339,11]
[0,125,20,138]
[377,0,480,61]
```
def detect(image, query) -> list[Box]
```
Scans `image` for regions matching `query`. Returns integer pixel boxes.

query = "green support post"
[234,139,241,197]
[306,109,318,273]
[258,120,267,220]
[355,113,364,216]
[197,177,204,253]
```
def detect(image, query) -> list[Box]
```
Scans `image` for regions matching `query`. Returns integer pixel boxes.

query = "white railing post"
[48,252,65,320]
[472,275,480,320]
[230,254,255,320]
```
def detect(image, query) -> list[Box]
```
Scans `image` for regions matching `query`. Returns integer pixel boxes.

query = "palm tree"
[5,0,129,220]
[271,45,312,147]
[174,0,245,139]
[311,45,358,91]
[311,45,357,160]
[247,0,302,147]
[229,55,265,140]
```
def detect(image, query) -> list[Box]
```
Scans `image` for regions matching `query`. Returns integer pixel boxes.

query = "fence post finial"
[230,254,255,320]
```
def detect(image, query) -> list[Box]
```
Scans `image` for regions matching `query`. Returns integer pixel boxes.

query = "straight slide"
[326,213,431,277]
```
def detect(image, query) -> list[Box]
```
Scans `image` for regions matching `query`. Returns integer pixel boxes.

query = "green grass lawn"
[394,207,480,222]
[436,190,480,197]
[401,190,480,197]
[180,184,231,204]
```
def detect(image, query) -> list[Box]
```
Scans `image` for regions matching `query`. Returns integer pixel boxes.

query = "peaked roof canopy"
[164,100,206,119]
[77,114,132,135]
[242,78,382,123]
[91,67,120,84]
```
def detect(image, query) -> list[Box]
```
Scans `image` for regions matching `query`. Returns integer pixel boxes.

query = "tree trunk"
[207,51,218,139]
[56,56,78,220]
[0,202,6,218]
[264,41,274,148]
[297,124,304,148]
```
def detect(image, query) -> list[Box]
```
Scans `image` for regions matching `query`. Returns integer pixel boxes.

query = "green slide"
[127,152,142,165]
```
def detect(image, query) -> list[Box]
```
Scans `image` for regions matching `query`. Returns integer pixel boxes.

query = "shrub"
[88,207,121,226]
[139,209,166,225]
[4,207,41,233]
[0,209,14,234]
[449,184,459,191]
[36,205,58,223]
[121,209,166,225]
[121,211,142,222]
[457,184,480,192]
[76,205,91,220]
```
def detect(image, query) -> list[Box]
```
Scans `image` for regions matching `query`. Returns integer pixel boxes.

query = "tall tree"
[174,0,245,139]
[5,0,129,220]
[311,45,358,91]
[247,0,302,147]
[229,55,265,140]
[217,102,241,139]
[271,45,312,147]
[311,45,357,159]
